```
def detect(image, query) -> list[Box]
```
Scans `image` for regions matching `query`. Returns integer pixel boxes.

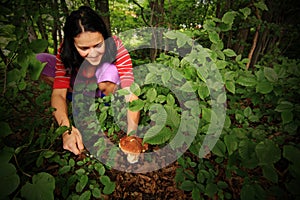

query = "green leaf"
[92,187,102,198]
[164,104,180,128]
[275,101,294,112]
[0,147,15,163]
[58,165,71,175]
[223,49,237,57]
[217,181,228,189]
[254,1,268,11]
[243,107,252,118]
[205,183,218,198]
[155,95,166,103]
[117,88,130,96]
[29,54,46,80]
[283,145,300,166]
[130,82,141,96]
[264,67,278,82]
[216,60,228,69]
[217,93,226,104]
[262,165,278,183]
[212,140,226,157]
[54,125,70,136]
[76,175,88,193]
[236,75,257,87]
[99,111,108,125]
[75,168,86,176]
[42,150,56,159]
[180,81,195,92]
[180,180,194,191]
[7,69,21,85]
[166,93,175,105]
[21,172,55,200]
[241,184,255,200]
[238,140,255,159]
[197,67,208,82]
[177,35,187,48]
[0,122,12,138]
[208,31,220,44]
[256,81,273,94]
[79,190,91,200]
[146,88,157,102]
[100,175,110,185]
[172,69,185,81]
[103,182,115,194]
[281,111,293,124]
[225,80,235,94]
[192,187,201,200]
[0,163,20,198]
[161,70,171,85]
[255,140,281,165]
[94,163,105,176]
[18,80,27,90]
[29,39,48,53]
[239,7,251,18]
[144,126,172,145]
[198,83,210,100]
[164,30,178,39]
[129,99,144,112]
[215,49,225,60]
[145,73,157,84]
[224,134,238,155]
[222,11,237,24]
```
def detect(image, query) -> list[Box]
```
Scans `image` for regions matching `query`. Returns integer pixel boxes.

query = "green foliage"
[0,1,299,199]
[21,172,55,200]
[171,8,300,200]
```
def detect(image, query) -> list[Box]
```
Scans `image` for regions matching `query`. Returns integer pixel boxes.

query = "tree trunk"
[233,28,249,55]
[36,16,47,41]
[60,0,69,16]
[52,0,59,54]
[95,0,111,35]
[149,0,165,61]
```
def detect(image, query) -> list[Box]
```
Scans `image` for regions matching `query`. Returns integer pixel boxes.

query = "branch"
[132,0,150,27]
[246,7,261,70]
[0,48,8,94]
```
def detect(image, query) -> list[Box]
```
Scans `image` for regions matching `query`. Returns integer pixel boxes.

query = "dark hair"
[61,6,117,73]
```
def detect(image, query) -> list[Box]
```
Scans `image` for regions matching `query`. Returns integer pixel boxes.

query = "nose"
[87,47,97,57]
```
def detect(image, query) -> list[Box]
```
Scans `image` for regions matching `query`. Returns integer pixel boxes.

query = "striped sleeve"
[53,46,71,89]
[113,36,134,88]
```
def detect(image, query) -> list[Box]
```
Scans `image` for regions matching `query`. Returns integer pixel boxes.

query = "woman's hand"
[62,126,84,155]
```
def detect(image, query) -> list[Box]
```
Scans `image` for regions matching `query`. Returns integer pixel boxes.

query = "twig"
[14,154,32,178]
[0,48,8,94]
[246,7,261,70]
[132,0,150,27]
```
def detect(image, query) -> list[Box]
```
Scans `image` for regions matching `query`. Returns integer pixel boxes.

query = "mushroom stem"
[127,153,140,164]
[119,135,148,164]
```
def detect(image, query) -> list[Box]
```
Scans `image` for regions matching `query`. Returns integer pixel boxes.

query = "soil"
[107,161,191,200]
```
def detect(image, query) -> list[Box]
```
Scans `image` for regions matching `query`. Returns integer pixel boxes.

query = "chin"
[86,59,101,66]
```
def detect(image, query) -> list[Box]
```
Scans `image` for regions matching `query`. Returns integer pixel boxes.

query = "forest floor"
[108,161,190,200]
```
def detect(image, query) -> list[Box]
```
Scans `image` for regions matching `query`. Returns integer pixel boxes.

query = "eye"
[94,41,104,49]
[79,47,90,51]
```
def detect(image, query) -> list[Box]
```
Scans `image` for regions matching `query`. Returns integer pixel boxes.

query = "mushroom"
[119,135,148,164]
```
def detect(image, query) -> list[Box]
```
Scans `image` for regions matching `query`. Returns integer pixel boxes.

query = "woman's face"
[74,31,105,66]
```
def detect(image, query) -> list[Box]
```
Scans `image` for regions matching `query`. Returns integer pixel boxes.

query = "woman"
[39,6,139,155]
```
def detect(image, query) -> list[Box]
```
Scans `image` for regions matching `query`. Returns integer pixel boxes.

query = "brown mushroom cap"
[119,136,149,163]
[119,135,143,155]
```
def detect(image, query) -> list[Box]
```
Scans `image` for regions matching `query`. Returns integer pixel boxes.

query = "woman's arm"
[126,92,140,135]
[51,88,84,155]
[112,36,140,135]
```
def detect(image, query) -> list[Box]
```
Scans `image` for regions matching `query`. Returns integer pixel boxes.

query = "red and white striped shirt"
[53,36,134,89]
